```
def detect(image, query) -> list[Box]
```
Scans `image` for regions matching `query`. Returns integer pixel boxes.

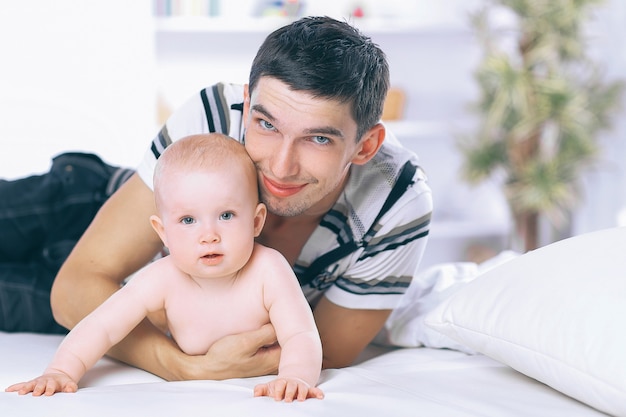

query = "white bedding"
[0,332,606,417]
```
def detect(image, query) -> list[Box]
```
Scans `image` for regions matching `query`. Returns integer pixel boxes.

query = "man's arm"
[51,174,163,326]
[313,296,391,369]
[50,173,280,381]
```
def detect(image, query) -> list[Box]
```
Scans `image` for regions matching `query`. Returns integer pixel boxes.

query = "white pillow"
[425,227,626,417]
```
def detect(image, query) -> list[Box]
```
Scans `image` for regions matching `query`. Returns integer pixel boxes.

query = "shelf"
[383,119,475,138]
[154,16,473,35]
[155,16,292,33]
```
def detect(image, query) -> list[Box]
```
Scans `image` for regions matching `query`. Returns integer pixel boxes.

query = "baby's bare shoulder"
[249,243,291,267]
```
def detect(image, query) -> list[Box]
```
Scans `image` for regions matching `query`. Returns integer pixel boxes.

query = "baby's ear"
[150,215,167,246]
[254,203,267,237]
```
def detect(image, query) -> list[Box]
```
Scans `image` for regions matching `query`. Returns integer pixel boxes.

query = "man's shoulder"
[340,136,432,240]
[164,82,246,140]
[200,82,245,106]
[347,138,429,205]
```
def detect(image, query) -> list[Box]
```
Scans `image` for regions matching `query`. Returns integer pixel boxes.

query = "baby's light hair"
[153,133,258,209]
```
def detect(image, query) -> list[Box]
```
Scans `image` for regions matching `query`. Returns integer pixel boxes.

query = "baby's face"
[156,167,263,280]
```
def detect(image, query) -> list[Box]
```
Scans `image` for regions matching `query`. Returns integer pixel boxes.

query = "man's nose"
[270,139,299,178]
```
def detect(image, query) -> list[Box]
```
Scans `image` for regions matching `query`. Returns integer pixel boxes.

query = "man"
[50,16,432,381]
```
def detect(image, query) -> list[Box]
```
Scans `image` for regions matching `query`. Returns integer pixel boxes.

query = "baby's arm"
[6,263,166,396]
[252,247,324,402]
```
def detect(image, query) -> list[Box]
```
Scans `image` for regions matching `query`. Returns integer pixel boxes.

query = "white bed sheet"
[0,332,607,417]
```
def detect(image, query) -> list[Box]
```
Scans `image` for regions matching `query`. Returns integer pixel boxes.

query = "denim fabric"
[0,152,133,333]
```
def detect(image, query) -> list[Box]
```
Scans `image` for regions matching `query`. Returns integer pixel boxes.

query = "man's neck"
[263,211,322,231]
[258,212,323,266]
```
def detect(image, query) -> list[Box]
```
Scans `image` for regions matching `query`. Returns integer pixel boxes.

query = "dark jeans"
[0,152,133,333]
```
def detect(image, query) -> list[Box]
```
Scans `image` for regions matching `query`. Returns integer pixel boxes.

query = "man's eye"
[259,119,275,130]
[181,217,195,225]
[312,136,331,145]
[220,212,234,221]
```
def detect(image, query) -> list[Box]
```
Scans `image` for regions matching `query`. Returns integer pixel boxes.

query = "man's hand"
[182,323,281,381]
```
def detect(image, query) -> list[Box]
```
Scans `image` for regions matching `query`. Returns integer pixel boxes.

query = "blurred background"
[1,0,625,268]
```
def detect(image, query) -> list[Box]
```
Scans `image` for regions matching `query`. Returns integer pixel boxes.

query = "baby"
[6,133,324,402]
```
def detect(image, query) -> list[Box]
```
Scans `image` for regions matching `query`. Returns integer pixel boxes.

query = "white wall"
[572,0,626,236]
[0,0,157,178]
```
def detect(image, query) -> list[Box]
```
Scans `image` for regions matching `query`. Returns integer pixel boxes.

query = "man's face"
[243,77,367,218]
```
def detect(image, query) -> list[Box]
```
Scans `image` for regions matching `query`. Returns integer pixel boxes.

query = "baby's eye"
[181,216,195,225]
[220,212,234,221]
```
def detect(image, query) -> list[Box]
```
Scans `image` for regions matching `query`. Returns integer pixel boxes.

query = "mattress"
[0,332,606,417]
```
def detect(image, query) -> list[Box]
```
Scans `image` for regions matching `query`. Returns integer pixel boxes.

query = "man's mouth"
[262,175,306,198]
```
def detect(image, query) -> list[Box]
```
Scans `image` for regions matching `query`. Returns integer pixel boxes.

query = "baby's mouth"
[200,253,223,264]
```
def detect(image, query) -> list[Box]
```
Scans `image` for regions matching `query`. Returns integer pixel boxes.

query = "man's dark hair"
[249,16,390,142]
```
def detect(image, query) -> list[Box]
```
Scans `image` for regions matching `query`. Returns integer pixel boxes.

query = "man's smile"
[262,175,307,198]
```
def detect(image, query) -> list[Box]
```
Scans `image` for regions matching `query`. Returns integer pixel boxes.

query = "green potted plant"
[459,0,624,252]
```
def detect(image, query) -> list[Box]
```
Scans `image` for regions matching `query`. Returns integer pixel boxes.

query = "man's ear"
[150,215,168,246]
[253,202,267,237]
[352,123,385,166]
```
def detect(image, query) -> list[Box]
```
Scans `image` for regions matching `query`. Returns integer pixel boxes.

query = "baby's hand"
[5,373,78,396]
[254,377,324,402]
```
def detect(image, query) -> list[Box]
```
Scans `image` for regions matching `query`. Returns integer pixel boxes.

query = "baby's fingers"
[293,382,324,402]
[253,383,269,398]
[62,381,79,393]
[254,380,288,401]
[7,380,47,396]
[5,381,34,395]
[28,378,62,396]
[253,379,323,402]
[32,380,51,396]
[285,380,324,402]
[307,386,324,400]
[38,379,77,396]
[283,380,300,402]
[6,376,77,396]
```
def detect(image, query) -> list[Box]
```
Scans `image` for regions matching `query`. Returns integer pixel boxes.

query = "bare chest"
[164,285,269,355]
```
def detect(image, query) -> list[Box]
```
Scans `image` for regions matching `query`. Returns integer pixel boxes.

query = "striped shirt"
[137,83,432,310]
